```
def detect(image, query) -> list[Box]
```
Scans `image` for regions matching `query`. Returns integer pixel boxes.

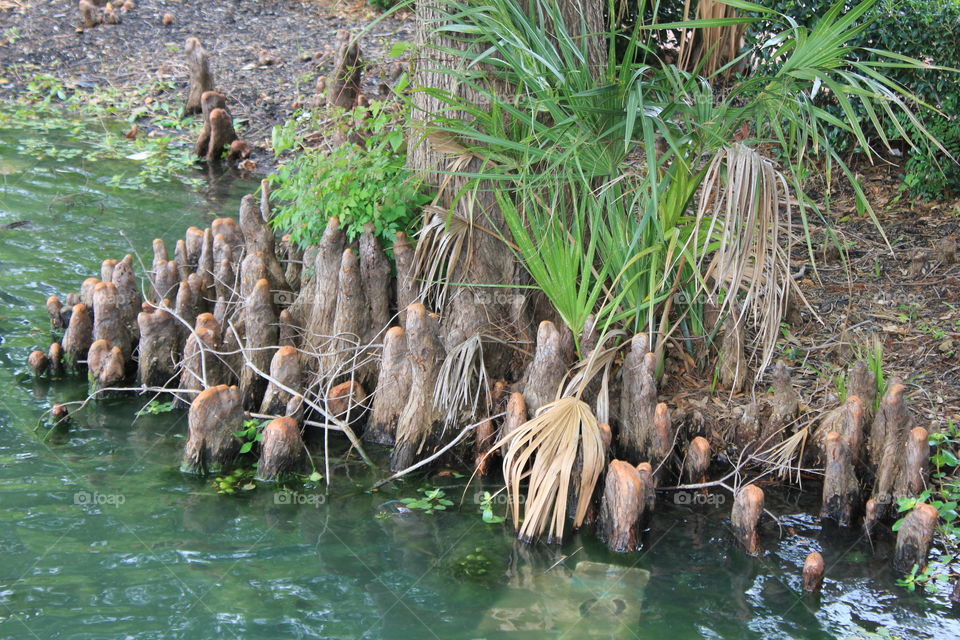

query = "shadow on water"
[0,122,958,639]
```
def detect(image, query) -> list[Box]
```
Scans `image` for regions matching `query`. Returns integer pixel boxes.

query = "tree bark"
[407,0,605,377]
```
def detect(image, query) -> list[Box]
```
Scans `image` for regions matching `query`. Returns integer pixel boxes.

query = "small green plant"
[893,420,960,594]
[368,0,400,11]
[268,101,430,249]
[214,467,257,495]
[854,338,886,409]
[452,547,491,578]
[478,491,506,524]
[135,400,175,416]
[234,419,267,455]
[399,488,454,514]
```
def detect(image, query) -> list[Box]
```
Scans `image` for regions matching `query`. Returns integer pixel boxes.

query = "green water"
[0,125,957,640]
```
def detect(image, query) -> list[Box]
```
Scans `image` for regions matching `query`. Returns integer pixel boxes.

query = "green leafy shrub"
[745,0,960,198]
[368,0,399,11]
[267,102,430,249]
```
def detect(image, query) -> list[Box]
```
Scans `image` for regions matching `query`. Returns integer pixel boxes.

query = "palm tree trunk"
[407,0,605,378]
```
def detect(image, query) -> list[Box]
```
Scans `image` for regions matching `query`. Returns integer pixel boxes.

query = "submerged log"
[63,303,93,367]
[327,30,363,110]
[366,326,410,445]
[893,503,938,574]
[239,279,278,410]
[137,306,179,387]
[731,484,764,556]
[618,334,657,462]
[359,223,392,334]
[821,432,859,527]
[260,346,301,415]
[521,320,566,415]
[183,37,214,116]
[802,552,824,593]
[182,384,243,474]
[257,417,307,481]
[390,303,445,472]
[598,460,644,552]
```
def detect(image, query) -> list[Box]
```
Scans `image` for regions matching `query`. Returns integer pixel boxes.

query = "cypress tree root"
[182,384,244,474]
[731,484,764,556]
[257,417,307,481]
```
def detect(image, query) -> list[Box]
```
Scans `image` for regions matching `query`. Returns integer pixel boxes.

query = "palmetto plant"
[415,0,944,540]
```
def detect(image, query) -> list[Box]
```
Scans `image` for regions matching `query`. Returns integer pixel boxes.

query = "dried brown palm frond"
[496,396,605,543]
[491,330,622,543]
[433,333,490,432]
[411,204,474,309]
[695,143,803,373]
[754,425,809,484]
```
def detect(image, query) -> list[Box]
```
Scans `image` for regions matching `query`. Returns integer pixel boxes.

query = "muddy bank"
[0,0,413,150]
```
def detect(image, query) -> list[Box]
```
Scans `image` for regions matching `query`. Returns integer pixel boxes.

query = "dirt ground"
[1,0,958,439]
[781,165,960,431]
[0,0,413,146]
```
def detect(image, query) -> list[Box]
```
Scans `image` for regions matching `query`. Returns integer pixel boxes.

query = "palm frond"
[433,333,490,430]
[494,396,605,543]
